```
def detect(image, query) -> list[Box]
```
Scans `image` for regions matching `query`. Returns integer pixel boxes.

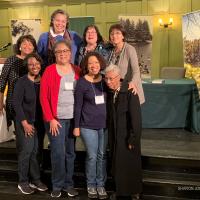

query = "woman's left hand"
[73,128,80,137]
[128,144,134,150]
[128,82,138,94]
[21,120,35,137]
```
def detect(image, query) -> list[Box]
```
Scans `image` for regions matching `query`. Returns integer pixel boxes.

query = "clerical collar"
[113,86,121,103]
[50,27,65,37]
[114,86,121,93]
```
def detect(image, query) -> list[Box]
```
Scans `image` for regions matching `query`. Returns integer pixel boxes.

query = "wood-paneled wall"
[0,0,200,77]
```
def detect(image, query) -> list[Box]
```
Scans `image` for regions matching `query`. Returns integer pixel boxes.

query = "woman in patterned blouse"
[0,35,37,127]
[76,25,110,66]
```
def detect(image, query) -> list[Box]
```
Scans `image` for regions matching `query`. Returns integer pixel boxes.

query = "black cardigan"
[12,75,41,124]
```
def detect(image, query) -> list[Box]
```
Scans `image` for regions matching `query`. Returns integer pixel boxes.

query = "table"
[141,79,200,134]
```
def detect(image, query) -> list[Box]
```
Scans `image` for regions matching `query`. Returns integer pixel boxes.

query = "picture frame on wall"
[119,15,153,79]
[10,19,41,44]
[182,10,200,91]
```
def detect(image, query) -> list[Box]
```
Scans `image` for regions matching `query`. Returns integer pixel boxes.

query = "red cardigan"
[40,64,80,122]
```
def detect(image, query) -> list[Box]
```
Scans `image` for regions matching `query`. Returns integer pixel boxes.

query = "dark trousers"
[46,119,75,191]
[15,121,40,184]
[34,120,45,168]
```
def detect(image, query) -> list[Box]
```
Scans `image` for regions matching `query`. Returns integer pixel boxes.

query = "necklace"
[86,44,97,52]
[108,43,125,65]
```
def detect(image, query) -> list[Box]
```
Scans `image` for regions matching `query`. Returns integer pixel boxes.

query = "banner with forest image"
[182,11,200,89]
[119,16,153,79]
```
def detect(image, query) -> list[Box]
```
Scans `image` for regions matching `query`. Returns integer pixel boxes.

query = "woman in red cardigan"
[40,40,80,198]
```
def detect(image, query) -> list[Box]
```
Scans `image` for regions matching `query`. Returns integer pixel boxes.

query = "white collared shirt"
[50,27,65,37]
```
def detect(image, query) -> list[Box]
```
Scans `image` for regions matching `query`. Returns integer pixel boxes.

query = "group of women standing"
[0,8,144,200]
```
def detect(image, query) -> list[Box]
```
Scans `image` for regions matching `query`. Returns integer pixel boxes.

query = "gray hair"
[104,63,121,75]
[53,40,71,54]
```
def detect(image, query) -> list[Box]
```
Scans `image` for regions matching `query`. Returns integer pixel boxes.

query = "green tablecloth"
[142,79,200,133]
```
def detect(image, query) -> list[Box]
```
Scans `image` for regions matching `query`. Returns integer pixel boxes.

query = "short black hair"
[15,34,37,55]
[52,40,72,54]
[109,23,126,42]
[80,51,106,76]
[24,53,43,69]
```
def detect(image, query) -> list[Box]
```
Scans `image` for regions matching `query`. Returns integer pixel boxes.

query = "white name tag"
[65,82,73,90]
[95,95,105,105]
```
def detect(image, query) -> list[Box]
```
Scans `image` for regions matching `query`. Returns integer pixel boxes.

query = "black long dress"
[107,81,142,196]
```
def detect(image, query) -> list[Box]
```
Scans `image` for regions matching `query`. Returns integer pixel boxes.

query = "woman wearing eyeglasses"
[105,64,142,200]
[40,40,80,198]
[13,53,48,195]
[108,24,145,104]
[37,9,82,71]
[76,25,111,66]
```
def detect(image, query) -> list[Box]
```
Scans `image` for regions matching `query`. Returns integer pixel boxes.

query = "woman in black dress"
[105,64,142,200]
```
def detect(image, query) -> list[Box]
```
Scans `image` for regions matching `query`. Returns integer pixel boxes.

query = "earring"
[19,47,22,51]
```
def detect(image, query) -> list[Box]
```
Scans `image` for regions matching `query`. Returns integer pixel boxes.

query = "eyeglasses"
[28,62,40,67]
[110,31,122,36]
[86,31,97,35]
[54,19,67,24]
[104,74,120,82]
[55,49,71,54]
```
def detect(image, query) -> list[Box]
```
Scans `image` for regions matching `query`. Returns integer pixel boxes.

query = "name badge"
[65,82,73,90]
[95,95,105,105]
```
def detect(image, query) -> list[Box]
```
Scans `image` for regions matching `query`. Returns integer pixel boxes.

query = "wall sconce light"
[158,17,173,28]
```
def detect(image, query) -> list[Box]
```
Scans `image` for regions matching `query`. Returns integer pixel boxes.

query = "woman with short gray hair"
[105,64,142,199]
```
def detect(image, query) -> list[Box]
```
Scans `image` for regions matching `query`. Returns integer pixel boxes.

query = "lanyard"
[91,81,104,97]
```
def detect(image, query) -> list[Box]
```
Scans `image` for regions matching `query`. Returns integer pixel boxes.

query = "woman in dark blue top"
[13,53,47,195]
[74,52,108,199]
